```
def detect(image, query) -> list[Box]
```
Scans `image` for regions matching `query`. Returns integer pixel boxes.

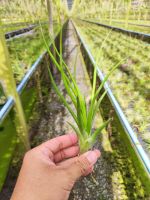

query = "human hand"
[11,133,100,200]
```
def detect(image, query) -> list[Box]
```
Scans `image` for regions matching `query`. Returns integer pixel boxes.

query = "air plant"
[40,24,123,153]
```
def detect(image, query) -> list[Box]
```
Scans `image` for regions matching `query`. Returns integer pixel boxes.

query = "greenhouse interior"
[0,0,150,199]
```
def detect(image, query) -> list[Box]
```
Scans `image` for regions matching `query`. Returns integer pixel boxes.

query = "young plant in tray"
[40,25,120,154]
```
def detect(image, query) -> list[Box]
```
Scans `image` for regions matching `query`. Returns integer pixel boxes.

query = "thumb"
[66,149,100,181]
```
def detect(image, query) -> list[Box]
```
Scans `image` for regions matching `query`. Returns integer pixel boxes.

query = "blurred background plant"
[0,0,68,27]
[72,0,150,33]
[0,28,30,150]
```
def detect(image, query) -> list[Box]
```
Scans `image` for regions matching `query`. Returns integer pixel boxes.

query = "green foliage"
[0,0,68,26]
[0,0,47,23]
[7,25,51,83]
[72,0,150,32]
[40,24,120,153]
[0,29,30,150]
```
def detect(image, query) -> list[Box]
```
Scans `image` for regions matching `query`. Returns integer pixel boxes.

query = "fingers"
[58,156,94,176]
[64,150,100,180]
[57,156,78,167]
[41,133,78,154]
[54,145,79,163]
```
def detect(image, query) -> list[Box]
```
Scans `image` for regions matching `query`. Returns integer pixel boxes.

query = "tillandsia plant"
[40,23,122,153]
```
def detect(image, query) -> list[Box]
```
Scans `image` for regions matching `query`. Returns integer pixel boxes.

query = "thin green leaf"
[77,96,84,133]
[91,65,97,99]
[92,90,107,121]
[40,22,78,109]
[92,29,112,100]
[47,66,78,125]
[87,58,126,131]
[78,93,87,129]
[67,122,83,139]
[91,118,111,143]
[86,90,107,133]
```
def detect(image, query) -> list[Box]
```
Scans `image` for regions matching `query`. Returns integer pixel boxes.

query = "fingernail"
[86,151,99,165]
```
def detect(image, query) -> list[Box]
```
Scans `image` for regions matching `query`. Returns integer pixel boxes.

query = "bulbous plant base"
[79,137,93,154]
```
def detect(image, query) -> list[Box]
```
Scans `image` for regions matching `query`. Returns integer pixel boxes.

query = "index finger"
[41,133,78,154]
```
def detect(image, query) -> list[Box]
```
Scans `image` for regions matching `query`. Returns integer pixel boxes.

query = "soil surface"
[0,22,148,200]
